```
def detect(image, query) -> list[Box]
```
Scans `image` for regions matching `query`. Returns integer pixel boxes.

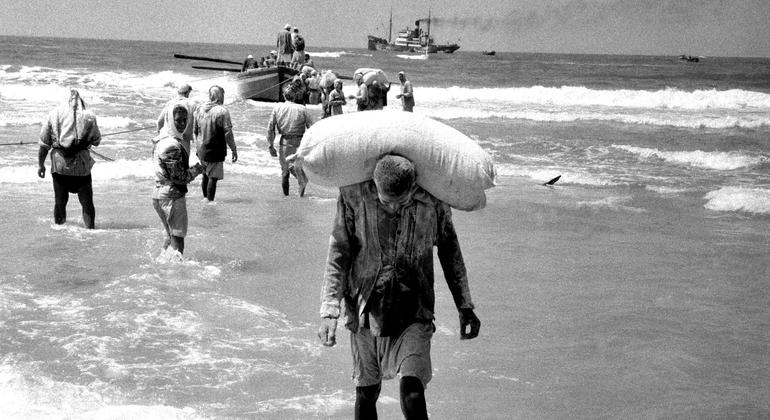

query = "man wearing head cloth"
[193,85,238,202]
[37,89,102,228]
[157,83,197,154]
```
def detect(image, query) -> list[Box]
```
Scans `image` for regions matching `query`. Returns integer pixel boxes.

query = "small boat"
[678,54,700,63]
[482,50,496,56]
[175,53,298,102]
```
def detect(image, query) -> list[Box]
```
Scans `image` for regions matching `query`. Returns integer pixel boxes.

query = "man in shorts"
[317,155,481,419]
[194,85,237,202]
[37,88,102,229]
[152,105,204,254]
[266,86,313,196]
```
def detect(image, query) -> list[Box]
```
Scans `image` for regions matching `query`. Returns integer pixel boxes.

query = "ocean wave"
[704,186,770,214]
[613,145,767,170]
[418,86,770,110]
[495,165,619,186]
[424,106,770,129]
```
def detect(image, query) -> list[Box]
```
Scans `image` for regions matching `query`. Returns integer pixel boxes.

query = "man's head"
[354,73,363,85]
[209,85,225,104]
[398,71,406,82]
[373,155,417,211]
[284,24,291,31]
[293,28,299,33]
[172,105,188,133]
[177,84,192,97]
[304,53,310,60]
[334,79,343,90]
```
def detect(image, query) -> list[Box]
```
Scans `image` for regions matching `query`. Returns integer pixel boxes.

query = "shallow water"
[1,36,769,418]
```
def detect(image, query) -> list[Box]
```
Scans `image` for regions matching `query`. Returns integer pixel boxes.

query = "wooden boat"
[234,66,298,102]
[175,54,298,102]
[482,50,496,56]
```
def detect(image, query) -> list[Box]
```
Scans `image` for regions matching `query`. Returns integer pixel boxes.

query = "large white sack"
[354,68,389,86]
[294,111,496,211]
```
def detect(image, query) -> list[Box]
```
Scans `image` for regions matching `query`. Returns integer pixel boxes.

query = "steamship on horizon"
[367,9,460,54]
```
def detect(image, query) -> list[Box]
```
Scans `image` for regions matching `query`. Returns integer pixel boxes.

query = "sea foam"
[614,145,767,170]
[704,186,770,214]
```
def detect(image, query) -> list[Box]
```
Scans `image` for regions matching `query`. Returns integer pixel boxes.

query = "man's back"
[195,102,231,162]
[269,102,310,136]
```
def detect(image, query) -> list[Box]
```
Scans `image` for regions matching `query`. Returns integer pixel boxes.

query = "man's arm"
[157,105,167,132]
[318,192,354,346]
[266,109,277,156]
[436,202,480,339]
[37,146,49,178]
[221,110,238,162]
[37,118,53,178]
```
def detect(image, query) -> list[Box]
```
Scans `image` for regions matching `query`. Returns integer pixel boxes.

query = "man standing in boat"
[276,24,294,66]
[194,85,238,203]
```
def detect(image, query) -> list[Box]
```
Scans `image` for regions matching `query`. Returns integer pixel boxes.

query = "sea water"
[1,36,769,419]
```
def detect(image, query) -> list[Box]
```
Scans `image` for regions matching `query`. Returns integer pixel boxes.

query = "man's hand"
[459,308,480,340]
[231,150,238,163]
[318,317,338,347]
[37,166,46,179]
[268,145,277,157]
[396,94,403,99]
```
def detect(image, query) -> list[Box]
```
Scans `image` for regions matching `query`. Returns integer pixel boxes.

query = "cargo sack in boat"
[292,111,496,211]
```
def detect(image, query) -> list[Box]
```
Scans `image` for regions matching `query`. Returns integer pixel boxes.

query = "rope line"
[2,76,292,163]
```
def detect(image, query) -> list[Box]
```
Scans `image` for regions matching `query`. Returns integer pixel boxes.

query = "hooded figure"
[37,88,102,228]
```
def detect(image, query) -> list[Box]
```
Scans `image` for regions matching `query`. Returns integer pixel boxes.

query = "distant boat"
[482,50,496,56]
[367,8,460,54]
[678,54,700,63]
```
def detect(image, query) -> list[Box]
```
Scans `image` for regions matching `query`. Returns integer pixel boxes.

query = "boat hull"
[235,66,298,102]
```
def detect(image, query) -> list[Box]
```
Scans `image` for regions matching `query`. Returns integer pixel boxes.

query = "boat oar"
[192,65,242,72]
[174,53,241,66]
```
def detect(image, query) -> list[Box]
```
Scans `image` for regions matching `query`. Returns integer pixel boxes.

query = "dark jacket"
[320,180,474,336]
[194,101,233,163]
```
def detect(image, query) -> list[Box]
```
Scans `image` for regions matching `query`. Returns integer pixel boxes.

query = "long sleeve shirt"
[266,102,312,146]
[327,89,346,115]
[152,134,203,199]
[39,103,101,176]
[194,101,236,163]
[320,180,474,335]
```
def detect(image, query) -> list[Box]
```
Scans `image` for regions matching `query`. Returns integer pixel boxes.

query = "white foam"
[704,186,770,214]
[614,145,767,170]
[577,195,647,213]
[397,54,429,60]
[250,390,353,415]
[417,86,770,110]
[646,185,688,195]
[497,165,618,186]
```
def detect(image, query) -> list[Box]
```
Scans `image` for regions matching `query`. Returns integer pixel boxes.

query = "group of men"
[36,65,469,420]
[277,23,308,69]
[351,70,415,112]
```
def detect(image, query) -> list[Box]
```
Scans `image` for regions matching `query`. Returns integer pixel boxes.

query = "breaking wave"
[704,186,770,214]
[613,145,768,170]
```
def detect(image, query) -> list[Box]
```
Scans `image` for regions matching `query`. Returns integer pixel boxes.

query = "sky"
[1,0,769,57]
